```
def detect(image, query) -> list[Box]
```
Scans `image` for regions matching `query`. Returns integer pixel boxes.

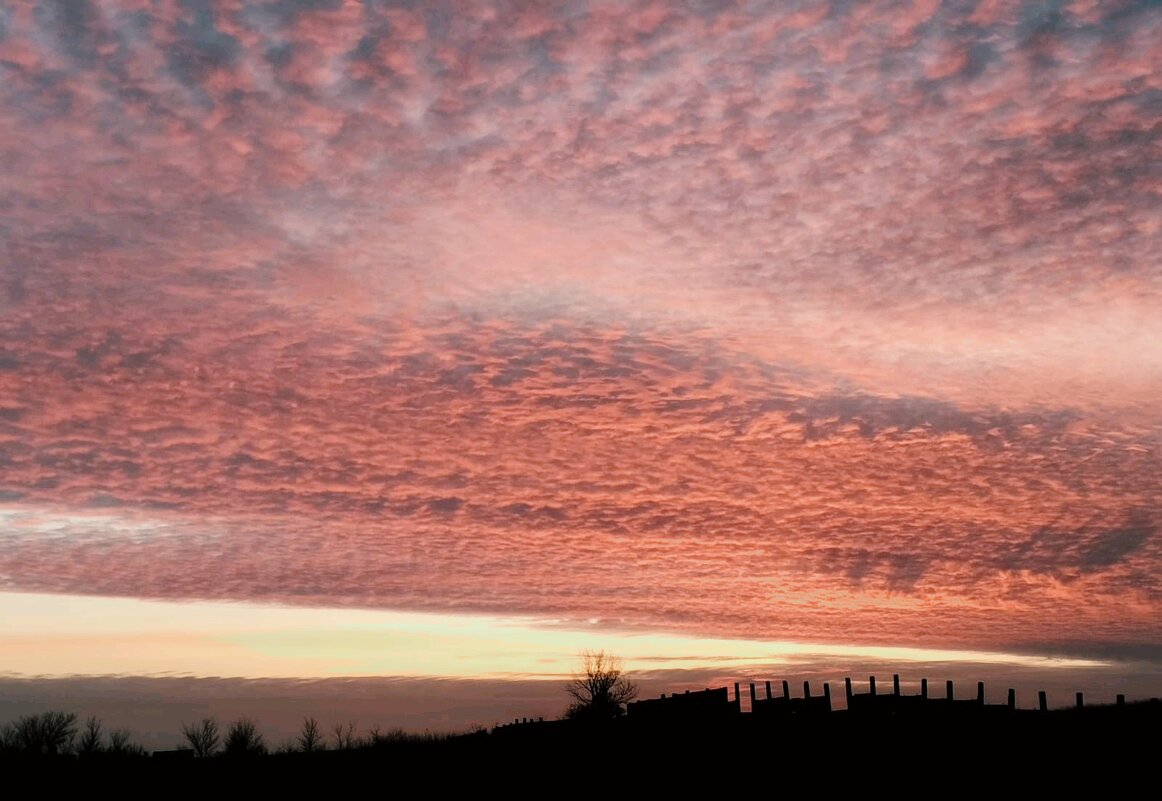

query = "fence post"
[977,682,985,705]
[1038,691,1048,712]
[823,682,832,711]
[1008,689,1016,710]
[946,680,955,701]
[921,678,928,699]
[845,677,853,706]
[893,674,901,696]
[765,680,772,700]
[782,680,790,700]
[803,680,812,699]
[1117,694,1126,706]
[1076,692,1084,710]
[869,675,877,697]
[750,683,757,706]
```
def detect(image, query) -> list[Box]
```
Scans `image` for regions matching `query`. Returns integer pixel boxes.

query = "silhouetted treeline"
[0,709,462,762]
[0,712,147,759]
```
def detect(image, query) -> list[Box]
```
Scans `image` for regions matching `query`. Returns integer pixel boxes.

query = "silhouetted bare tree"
[5,711,78,756]
[181,717,220,758]
[223,717,266,757]
[298,716,324,752]
[564,650,638,721]
[78,715,103,755]
[331,721,357,750]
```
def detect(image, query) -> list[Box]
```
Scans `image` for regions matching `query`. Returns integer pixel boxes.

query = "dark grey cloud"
[994,512,1157,576]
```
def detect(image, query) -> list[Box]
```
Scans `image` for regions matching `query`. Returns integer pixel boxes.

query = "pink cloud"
[0,0,1159,658]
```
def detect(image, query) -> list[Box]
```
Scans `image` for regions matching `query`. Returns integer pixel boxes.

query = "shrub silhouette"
[223,717,266,757]
[181,717,220,758]
[107,728,147,757]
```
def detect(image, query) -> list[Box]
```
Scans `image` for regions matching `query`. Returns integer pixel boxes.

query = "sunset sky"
[1,0,1160,740]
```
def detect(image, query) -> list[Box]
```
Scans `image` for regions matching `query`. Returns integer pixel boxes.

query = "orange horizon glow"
[0,593,1111,681]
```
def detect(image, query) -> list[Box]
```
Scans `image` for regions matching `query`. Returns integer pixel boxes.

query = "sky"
[1,0,1160,741]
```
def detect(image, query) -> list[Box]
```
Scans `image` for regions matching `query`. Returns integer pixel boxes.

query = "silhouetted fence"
[610,673,1141,727]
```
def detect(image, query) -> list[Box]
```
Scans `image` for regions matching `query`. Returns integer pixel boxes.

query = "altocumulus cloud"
[0,1,1160,654]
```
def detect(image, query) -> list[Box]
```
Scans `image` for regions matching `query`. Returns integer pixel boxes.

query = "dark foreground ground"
[6,702,1160,794]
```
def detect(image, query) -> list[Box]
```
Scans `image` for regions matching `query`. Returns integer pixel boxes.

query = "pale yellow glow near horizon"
[0,592,1108,679]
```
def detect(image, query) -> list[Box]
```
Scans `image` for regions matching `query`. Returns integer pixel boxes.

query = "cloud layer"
[1,1,1160,655]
